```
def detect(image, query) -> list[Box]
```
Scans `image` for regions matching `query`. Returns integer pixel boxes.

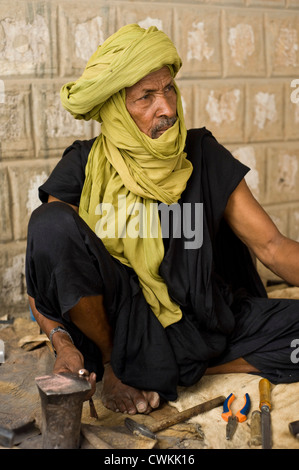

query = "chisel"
[259,378,272,449]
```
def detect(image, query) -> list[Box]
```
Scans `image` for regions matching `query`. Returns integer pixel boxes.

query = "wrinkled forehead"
[125,66,173,96]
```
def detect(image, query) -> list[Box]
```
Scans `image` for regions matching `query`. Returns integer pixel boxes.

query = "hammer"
[125,395,225,439]
[35,372,91,449]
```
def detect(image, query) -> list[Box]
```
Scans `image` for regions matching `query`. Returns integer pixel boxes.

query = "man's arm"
[28,195,97,390]
[224,178,299,287]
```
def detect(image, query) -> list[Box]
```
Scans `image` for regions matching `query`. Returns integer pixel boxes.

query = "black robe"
[26,128,299,400]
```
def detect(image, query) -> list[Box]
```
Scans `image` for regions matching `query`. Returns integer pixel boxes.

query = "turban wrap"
[60,24,193,328]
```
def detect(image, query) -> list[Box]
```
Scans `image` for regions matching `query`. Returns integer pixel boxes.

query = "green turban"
[60,24,193,328]
[60,24,182,122]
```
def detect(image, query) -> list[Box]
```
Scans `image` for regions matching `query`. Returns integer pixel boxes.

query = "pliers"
[222,393,251,440]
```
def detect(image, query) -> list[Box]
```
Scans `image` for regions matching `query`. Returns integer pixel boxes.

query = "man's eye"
[141,94,150,100]
[166,85,175,93]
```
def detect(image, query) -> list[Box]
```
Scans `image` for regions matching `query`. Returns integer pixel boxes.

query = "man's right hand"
[53,342,97,400]
[28,296,97,399]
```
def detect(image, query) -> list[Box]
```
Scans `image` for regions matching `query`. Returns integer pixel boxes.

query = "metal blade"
[125,418,157,440]
[226,416,238,440]
[261,406,272,449]
[0,420,40,447]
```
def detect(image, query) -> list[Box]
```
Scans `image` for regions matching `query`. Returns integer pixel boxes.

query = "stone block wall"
[1,0,299,314]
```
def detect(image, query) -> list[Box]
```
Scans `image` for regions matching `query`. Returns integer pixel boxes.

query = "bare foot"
[101,363,160,415]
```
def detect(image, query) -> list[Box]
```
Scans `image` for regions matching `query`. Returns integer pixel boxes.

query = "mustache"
[151,116,177,139]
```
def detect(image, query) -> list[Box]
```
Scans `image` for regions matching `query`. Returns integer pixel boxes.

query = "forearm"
[29,296,63,335]
[28,295,78,356]
[266,236,299,287]
[68,295,113,366]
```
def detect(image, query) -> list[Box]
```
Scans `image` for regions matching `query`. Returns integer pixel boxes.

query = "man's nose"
[155,94,175,118]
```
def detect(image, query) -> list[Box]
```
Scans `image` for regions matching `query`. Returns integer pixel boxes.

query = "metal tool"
[78,369,98,419]
[35,372,91,449]
[259,378,272,449]
[222,393,251,440]
[289,420,299,439]
[125,395,225,439]
[250,410,262,446]
[0,419,40,448]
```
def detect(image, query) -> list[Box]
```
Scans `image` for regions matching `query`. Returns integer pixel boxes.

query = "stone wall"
[1,0,299,315]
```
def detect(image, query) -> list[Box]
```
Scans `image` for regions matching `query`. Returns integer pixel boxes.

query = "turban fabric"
[60,24,182,122]
[60,24,193,328]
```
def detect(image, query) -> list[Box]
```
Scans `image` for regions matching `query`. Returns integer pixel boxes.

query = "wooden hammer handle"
[149,395,226,433]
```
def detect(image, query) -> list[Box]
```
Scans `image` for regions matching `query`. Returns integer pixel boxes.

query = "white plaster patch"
[45,93,88,138]
[138,17,163,30]
[275,27,298,68]
[187,21,214,62]
[228,23,255,67]
[26,171,48,215]
[75,16,104,62]
[0,93,24,139]
[233,146,259,198]
[205,89,240,125]
[3,254,25,304]
[254,92,277,130]
[291,78,299,104]
[0,15,50,75]
[277,153,298,192]
[0,80,5,104]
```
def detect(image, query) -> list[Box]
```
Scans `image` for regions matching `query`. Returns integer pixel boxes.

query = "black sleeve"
[39,138,96,206]
[201,131,250,213]
[185,128,250,229]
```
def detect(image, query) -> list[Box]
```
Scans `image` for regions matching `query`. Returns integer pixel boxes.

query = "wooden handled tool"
[125,395,225,439]
[259,378,272,410]
[259,378,272,449]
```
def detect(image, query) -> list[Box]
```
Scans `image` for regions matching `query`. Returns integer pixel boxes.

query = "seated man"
[26,24,299,416]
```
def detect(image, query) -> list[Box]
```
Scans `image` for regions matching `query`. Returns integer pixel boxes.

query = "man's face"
[125,66,177,139]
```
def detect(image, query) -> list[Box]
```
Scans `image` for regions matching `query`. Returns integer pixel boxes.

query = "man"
[26,24,299,416]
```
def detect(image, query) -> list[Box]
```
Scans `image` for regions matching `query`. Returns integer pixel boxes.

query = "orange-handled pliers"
[222,393,251,440]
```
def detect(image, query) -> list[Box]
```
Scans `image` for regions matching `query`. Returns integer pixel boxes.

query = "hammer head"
[35,373,91,449]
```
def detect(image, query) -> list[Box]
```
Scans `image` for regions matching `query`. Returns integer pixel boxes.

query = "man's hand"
[28,296,97,399]
[53,342,97,400]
